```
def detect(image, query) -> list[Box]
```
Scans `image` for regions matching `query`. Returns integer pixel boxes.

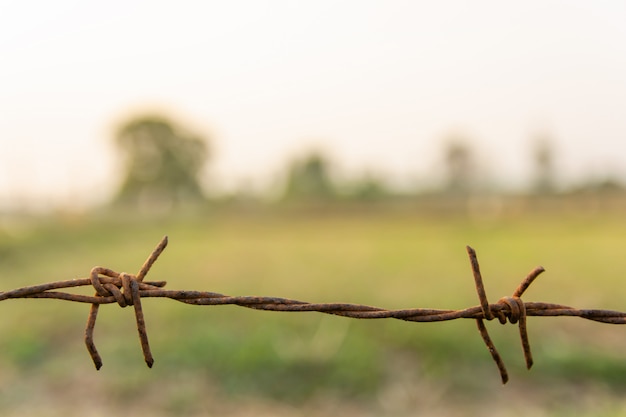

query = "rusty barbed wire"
[1,236,626,384]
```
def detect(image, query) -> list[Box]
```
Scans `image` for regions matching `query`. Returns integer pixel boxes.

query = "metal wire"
[2,236,626,384]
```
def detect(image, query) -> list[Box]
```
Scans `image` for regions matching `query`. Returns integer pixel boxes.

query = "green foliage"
[282,152,337,202]
[114,115,209,209]
[1,331,49,369]
[346,173,391,201]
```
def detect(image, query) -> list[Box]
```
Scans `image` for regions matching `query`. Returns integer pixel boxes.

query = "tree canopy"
[114,115,209,209]
[283,152,336,202]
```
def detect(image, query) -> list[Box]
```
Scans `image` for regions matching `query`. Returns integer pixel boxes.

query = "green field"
[2,207,626,416]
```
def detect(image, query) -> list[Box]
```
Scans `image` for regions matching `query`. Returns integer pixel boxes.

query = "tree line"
[112,113,624,210]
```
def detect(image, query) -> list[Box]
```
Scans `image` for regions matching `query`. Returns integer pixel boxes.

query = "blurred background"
[1,1,626,415]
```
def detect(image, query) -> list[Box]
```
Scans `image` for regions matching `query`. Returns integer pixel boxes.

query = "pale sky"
[1,1,625,210]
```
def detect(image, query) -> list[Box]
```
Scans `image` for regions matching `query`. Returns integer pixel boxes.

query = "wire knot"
[84,236,168,370]
[467,246,545,384]
[495,296,526,325]
[89,269,137,308]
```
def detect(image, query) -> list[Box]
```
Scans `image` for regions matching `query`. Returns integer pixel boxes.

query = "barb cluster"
[2,236,626,384]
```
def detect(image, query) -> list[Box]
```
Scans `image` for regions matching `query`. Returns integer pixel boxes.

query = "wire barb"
[83,236,167,369]
[466,246,540,383]
[2,237,626,384]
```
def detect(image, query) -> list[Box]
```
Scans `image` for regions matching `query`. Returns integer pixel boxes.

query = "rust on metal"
[1,236,626,384]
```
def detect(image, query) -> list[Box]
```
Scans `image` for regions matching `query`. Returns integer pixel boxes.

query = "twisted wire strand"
[1,236,626,384]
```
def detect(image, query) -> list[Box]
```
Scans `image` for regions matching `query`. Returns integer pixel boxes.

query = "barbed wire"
[1,236,626,384]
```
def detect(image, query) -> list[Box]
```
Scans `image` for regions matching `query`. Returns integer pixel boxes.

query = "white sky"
[1,1,625,209]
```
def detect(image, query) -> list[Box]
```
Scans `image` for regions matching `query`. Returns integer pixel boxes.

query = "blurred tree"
[442,138,475,194]
[348,172,390,201]
[283,151,336,201]
[114,115,209,210]
[531,135,556,195]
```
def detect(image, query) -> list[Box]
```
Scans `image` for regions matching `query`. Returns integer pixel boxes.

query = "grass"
[2,207,626,415]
